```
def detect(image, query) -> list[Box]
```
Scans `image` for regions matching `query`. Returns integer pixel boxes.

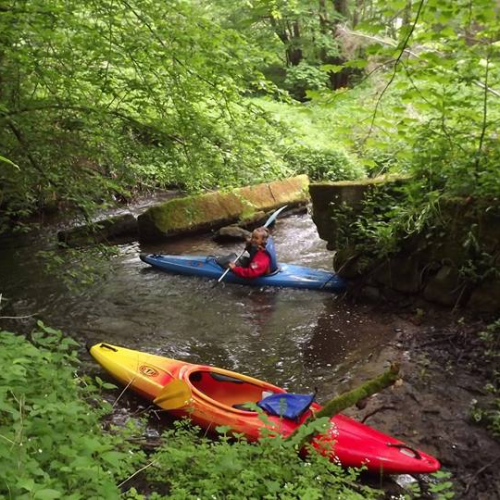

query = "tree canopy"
[1,0,500,232]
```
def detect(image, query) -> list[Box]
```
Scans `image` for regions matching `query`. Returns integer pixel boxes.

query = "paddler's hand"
[228,262,236,270]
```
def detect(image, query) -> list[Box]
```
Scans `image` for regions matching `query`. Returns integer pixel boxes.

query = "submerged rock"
[213,225,251,243]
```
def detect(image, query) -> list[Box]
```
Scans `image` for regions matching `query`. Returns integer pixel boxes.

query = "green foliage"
[142,419,380,500]
[395,471,455,499]
[0,323,145,499]
[354,0,500,200]
[284,62,330,95]
[285,145,365,181]
[0,0,290,231]
[253,96,371,181]
[298,0,500,275]
[332,181,416,260]
[37,244,117,293]
[428,471,456,499]
[207,0,353,98]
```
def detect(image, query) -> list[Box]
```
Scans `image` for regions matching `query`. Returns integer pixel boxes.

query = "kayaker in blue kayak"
[227,227,278,279]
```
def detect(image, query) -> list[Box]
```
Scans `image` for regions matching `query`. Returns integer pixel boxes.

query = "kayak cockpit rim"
[184,365,284,414]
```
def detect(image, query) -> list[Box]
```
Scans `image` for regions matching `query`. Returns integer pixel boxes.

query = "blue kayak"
[140,254,345,292]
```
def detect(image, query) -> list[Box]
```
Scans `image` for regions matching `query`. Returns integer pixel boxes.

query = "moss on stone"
[137,175,309,242]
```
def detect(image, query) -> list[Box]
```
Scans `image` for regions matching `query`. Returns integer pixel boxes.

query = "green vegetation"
[0,0,287,230]
[3,0,499,239]
[0,323,144,499]
[143,420,379,500]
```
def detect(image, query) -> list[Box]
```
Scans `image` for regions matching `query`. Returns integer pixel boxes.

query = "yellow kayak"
[88,342,440,475]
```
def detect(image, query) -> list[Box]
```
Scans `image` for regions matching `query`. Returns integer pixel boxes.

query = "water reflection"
[301,300,396,400]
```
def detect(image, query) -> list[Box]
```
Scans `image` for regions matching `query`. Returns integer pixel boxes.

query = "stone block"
[373,256,422,294]
[137,175,309,242]
[423,265,463,306]
[467,279,500,313]
[57,214,138,247]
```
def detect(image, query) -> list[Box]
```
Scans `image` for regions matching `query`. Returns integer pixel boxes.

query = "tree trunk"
[334,0,349,18]
[269,16,303,67]
[287,21,303,66]
[316,0,353,89]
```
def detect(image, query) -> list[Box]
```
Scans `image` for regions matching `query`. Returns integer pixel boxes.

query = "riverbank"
[340,303,500,499]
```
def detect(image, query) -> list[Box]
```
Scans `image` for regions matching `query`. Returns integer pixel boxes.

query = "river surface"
[0,212,399,400]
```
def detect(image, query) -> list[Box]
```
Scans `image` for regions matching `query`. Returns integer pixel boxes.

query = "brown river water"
[0,212,398,396]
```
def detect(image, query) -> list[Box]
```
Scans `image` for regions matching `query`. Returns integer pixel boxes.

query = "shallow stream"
[0,212,399,399]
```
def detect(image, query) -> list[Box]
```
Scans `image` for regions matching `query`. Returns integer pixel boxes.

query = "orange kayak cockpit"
[185,366,284,413]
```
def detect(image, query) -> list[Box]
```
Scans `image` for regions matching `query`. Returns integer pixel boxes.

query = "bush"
[284,62,330,99]
[285,145,365,182]
[143,420,380,500]
[0,324,144,500]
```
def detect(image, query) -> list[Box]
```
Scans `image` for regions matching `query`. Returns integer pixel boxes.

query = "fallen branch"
[289,363,401,446]
[112,376,136,409]
[118,460,157,488]
[314,363,400,420]
[0,314,39,320]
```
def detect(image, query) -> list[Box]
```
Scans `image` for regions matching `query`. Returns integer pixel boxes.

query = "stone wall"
[309,178,500,314]
[138,175,309,242]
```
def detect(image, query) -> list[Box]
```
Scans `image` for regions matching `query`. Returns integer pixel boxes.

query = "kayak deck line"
[88,342,441,475]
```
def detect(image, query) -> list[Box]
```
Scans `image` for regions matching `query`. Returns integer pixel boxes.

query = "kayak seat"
[190,370,268,408]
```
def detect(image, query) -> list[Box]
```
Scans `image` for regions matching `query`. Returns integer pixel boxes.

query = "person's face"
[250,231,265,247]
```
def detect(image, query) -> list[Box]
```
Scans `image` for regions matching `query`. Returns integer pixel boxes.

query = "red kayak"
[88,342,440,475]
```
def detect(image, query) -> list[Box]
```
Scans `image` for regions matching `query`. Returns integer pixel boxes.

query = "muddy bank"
[341,306,500,499]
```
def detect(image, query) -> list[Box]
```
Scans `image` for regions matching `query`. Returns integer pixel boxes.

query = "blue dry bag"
[257,393,314,420]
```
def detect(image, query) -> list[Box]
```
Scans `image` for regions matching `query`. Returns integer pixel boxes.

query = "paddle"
[153,379,192,410]
[216,205,288,285]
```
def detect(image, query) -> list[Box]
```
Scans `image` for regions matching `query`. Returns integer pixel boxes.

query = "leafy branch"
[365,0,426,141]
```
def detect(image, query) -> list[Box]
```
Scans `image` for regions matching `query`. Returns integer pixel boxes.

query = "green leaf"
[320,64,343,73]
[102,451,128,468]
[34,489,62,500]
[0,155,19,170]
[18,478,35,492]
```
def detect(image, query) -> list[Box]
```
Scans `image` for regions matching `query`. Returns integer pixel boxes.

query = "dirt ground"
[345,307,500,499]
